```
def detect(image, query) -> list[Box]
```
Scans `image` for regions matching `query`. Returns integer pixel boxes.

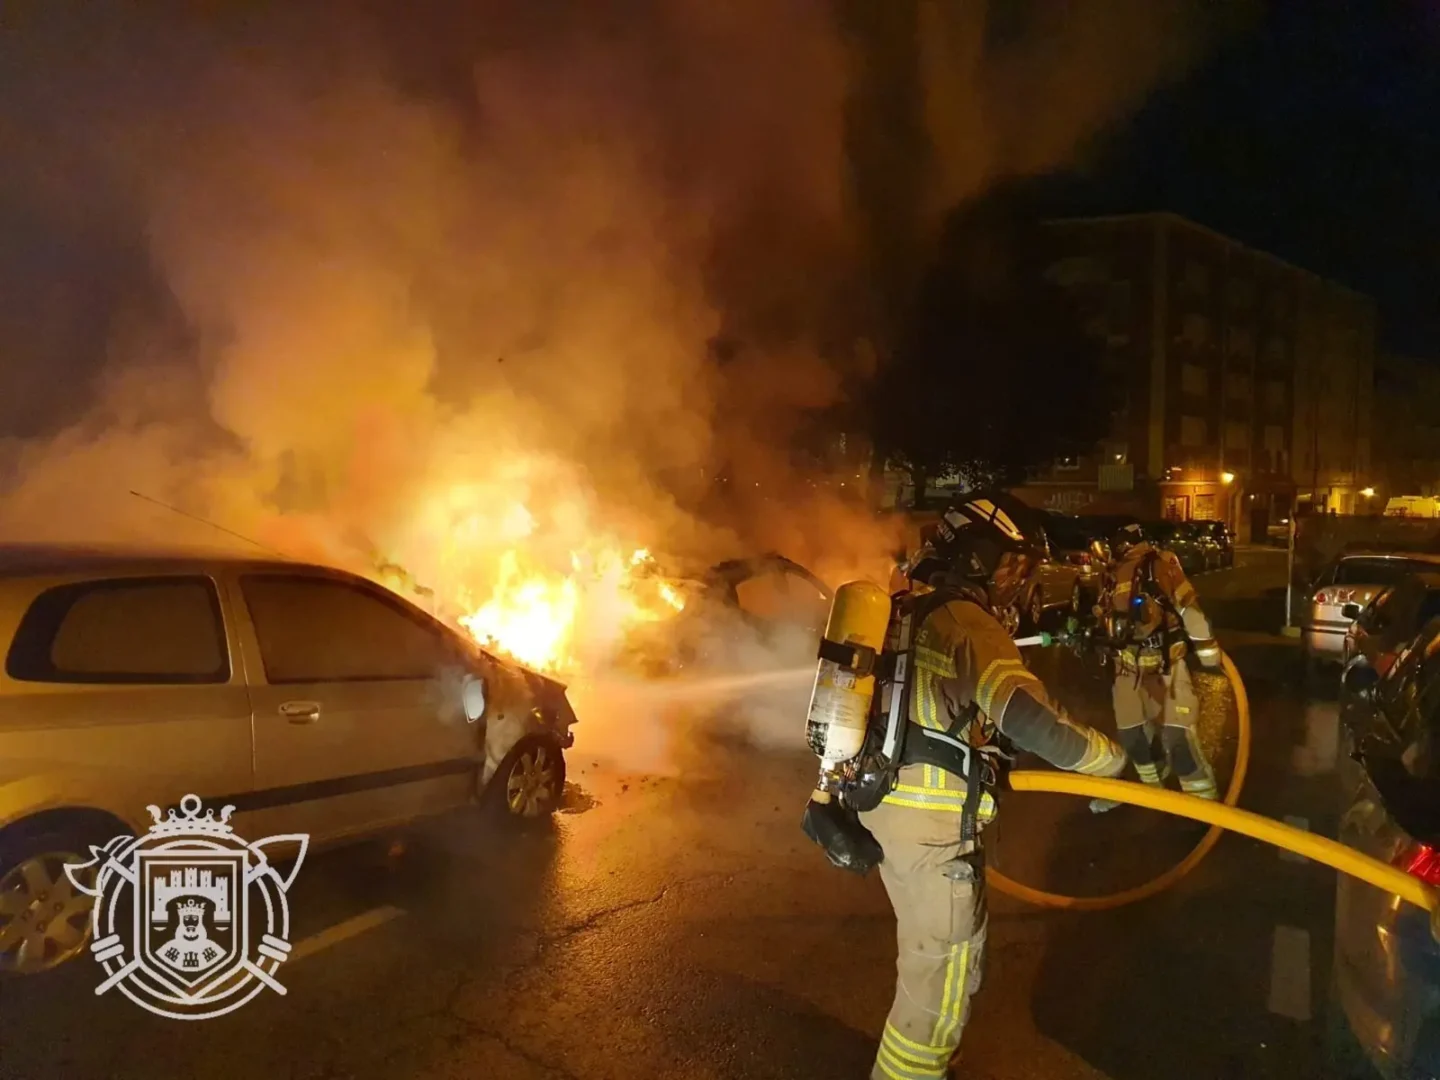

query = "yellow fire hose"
[988,653,1440,922]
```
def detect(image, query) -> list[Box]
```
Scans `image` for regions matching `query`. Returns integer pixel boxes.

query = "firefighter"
[802,492,1128,1080]
[1090,521,1223,814]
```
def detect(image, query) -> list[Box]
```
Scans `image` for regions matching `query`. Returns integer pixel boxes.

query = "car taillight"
[1066,552,1090,566]
[1314,591,1328,604]
[1398,843,1440,887]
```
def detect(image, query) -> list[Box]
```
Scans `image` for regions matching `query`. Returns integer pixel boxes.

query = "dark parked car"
[1333,615,1440,1078]
[1192,520,1235,568]
[1342,573,1440,690]
[1147,520,1212,576]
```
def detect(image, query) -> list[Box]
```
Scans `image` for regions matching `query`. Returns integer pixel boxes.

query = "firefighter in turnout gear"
[1090,522,1223,814]
[802,493,1128,1080]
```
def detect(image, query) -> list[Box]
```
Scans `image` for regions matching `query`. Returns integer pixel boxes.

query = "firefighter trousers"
[1112,660,1216,798]
[860,794,987,1080]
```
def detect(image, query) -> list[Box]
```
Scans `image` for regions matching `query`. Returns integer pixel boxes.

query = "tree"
[868,184,1112,505]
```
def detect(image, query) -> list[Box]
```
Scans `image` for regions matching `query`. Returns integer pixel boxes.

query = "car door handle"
[280,700,321,724]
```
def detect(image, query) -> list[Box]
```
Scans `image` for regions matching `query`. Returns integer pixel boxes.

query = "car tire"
[999,603,1021,638]
[1027,589,1046,632]
[0,828,105,976]
[487,736,567,822]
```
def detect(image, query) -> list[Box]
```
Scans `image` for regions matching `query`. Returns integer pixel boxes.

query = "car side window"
[5,576,229,684]
[240,574,456,684]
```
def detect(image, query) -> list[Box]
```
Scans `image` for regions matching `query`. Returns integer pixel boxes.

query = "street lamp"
[1221,471,1235,485]
[1361,487,1376,498]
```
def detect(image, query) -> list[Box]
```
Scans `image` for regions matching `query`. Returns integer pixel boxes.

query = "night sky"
[1043,1,1440,356]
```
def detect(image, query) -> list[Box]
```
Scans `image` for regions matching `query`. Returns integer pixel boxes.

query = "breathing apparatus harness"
[816,582,1009,848]
[1105,546,1184,677]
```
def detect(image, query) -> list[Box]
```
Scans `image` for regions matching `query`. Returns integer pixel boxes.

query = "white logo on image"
[64,794,308,1021]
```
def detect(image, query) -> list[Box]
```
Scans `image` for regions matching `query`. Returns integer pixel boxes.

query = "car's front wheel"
[489,737,567,821]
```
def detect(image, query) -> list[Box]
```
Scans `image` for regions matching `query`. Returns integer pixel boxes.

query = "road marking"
[1293,700,1340,777]
[1279,816,1310,863]
[288,905,406,964]
[1268,925,1313,1021]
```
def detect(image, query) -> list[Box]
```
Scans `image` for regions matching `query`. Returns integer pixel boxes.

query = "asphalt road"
[0,547,1360,1080]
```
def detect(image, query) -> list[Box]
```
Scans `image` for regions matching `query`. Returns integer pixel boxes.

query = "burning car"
[616,552,834,677]
[0,544,576,975]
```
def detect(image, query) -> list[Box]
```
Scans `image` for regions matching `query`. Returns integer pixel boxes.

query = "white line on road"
[288,905,406,964]
[1293,700,1340,777]
[1267,925,1313,1021]
[1279,816,1311,863]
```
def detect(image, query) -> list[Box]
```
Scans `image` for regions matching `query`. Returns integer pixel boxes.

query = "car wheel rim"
[0,851,95,975]
[1030,593,1044,625]
[1001,605,1020,636]
[506,746,557,818]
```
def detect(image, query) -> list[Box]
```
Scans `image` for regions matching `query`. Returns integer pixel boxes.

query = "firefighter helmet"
[1111,521,1148,559]
[905,490,1040,596]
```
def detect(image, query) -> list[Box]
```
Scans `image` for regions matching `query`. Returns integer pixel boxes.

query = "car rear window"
[1335,558,1438,585]
[5,576,229,684]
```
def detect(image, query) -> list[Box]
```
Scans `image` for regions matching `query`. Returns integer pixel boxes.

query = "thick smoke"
[0,1,1227,766]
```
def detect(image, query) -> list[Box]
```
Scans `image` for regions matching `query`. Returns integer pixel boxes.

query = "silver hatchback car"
[1304,552,1440,671]
[0,545,577,975]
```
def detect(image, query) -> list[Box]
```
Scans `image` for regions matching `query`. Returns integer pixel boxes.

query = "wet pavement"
[0,548,1364,1079]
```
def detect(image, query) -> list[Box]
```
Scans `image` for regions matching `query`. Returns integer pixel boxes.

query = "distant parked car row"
[1008,512,1235,633]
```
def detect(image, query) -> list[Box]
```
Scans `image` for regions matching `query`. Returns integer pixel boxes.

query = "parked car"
[1304,552,1440,671]
[1036,512,1110,616]
[1146,520,1211,576]
[1191,520,1235,568]
[1342,573,1440,684]
[1332,615,1440,1078]
[0,544,578,975]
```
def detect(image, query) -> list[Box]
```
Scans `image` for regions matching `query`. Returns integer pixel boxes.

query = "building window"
[1194,494,1216,519]
[1181,363,1208,396]
[1263,425,1286,453]
[1226,372,1252,401]
[1227,327,1255,361]
[1163,495,1191,521]
[1181,416,1207,447]
[1225,421,1249,450]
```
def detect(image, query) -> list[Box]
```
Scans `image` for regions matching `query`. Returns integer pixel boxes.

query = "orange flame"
[443,515,686,675]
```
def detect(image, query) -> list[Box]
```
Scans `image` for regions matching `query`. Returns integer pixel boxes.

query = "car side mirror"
[1342,603,1362,620]
[462,674,487,723]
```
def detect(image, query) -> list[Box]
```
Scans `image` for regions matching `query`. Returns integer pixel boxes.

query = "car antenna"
[128,490,290,560]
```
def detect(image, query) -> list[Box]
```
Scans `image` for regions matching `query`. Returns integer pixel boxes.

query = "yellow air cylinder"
[805,580,893,768]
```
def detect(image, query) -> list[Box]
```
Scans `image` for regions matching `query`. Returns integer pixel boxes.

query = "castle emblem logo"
[64,794,309,1020]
